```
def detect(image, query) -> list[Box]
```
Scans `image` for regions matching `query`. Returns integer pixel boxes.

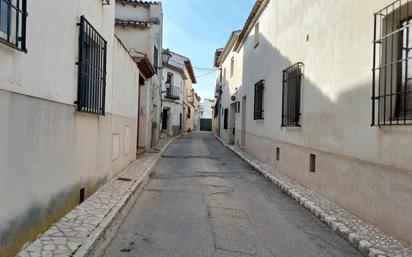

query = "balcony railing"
[165,85,180,100]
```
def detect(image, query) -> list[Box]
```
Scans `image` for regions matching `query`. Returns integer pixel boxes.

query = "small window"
[372,2,412,125]
[187,106,191,118]
[224,108,229,129]
[254,80,265,120]
[254,22,260,47]
[282,63,304,127]
[223,68,227,83]
[77,16,107,115]
[230,57,234,78]
[102,0,110,5]
[154,46,159,73]
[0,0,27,52]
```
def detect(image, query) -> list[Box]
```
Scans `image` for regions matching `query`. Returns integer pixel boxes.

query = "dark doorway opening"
[162,109,168,130]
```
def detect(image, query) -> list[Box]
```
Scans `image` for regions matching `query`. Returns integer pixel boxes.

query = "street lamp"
[160,48,172,69]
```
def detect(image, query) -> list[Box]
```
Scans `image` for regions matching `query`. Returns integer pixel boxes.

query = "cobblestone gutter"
[16,137,176,257]
[217,137,412,257]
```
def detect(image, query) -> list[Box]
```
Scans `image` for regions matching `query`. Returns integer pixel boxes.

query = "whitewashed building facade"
[161,50,198,136]
[215,0,412,244]
[0,1,140,256]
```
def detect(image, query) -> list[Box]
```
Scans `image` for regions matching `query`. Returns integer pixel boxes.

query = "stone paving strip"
[217,137,412,257]
[16,137,176,257]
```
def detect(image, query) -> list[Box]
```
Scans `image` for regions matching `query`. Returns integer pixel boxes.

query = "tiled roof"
[115,19,150,28]
[116,0,161,5]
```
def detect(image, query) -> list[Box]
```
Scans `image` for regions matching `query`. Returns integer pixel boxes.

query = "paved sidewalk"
[218,137,412,257]
[16,137,176,257]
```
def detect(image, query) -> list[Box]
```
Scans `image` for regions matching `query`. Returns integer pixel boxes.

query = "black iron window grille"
[372,0,412,126]
[282,62,303,127]
[214,97,220,118]
[0,0,27,52]
[224,108,228,129]
[254,80,265,120]
[235,101,240,113]
[76,15,107,115]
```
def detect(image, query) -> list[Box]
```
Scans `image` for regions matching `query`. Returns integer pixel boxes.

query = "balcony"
[165,85,180,100]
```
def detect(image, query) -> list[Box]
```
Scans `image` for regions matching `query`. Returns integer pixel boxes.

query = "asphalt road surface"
[100,132,361,257]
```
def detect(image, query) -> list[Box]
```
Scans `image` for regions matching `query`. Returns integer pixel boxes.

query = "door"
[229,103,237,145]
[241,96,246,148]
[162,109,168,130]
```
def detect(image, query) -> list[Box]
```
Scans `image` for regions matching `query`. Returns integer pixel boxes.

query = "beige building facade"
[0,1,140,256]
[115,0,163,149]
[215,0,412,244]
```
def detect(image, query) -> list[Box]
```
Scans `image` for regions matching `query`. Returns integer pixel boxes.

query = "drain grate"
[117,177,132,182]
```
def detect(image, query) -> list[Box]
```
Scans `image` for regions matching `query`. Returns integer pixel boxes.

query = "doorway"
[229,102,237,145]
[241,96,246,148]
[162,108,168,130]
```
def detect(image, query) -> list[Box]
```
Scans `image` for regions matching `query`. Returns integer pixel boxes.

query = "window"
[372,1,412,125]
[223,68,227,83]
[254,80,265,120]
[166,72,173,86]
[224,108,228,129]
[102,0,110,5]
[230,56,234,78]
[214,97,220,118]
[0,0,27,52]
[187,106,191,118]
[154,46,159,73]
[282,63,303,127]
[76,15,107,115]
[254,22,260,47]
[235,101,240,113]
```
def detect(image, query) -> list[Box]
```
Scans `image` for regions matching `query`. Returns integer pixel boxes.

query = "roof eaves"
[234,0,269,52]
[184,60,197,84]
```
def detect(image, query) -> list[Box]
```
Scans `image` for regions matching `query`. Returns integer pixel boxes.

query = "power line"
[196,70,215,78]
[193,67,215,71]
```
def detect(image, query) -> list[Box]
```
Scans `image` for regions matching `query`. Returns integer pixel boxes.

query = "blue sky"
[162,0,255,101]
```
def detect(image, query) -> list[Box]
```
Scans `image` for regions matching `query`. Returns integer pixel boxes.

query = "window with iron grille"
[76,15,107,115]
[0,0,27,52]
[254,80,264,120]
[282,63,303,127]
[223,108,228,129]
[372,0,412,125]
[154,46,159,73]
[214,97,220,118]
[235,101,240,113]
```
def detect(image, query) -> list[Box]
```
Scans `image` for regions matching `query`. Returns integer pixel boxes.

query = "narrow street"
[100,132,361,257]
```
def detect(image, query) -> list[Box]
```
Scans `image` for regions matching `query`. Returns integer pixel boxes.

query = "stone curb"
[17,136,177,257]
[73,136,177,257]
[215,136,409,257]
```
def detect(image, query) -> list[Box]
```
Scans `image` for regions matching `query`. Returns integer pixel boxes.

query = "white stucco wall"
[0,1,139,256]
[225,0,412,243]
[201,99,214,119]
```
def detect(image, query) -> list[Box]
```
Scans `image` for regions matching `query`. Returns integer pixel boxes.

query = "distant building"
[201,98,214,119]
[115,0,164,149]
[161,51,197,136]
